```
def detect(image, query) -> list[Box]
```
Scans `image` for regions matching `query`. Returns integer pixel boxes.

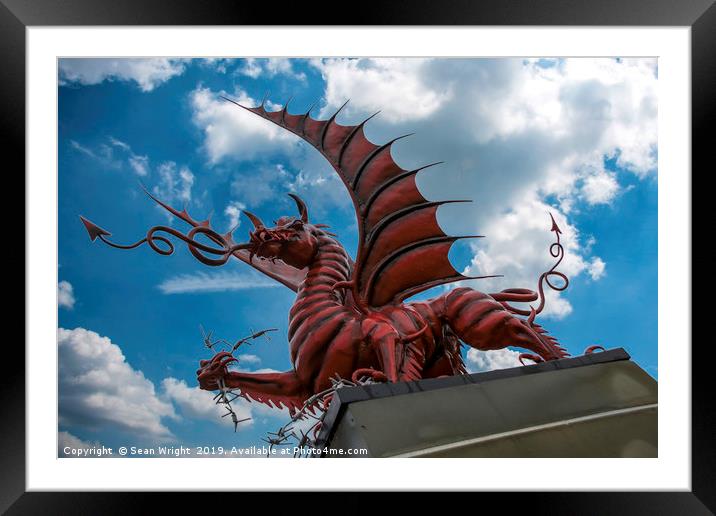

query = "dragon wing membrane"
[230,96,486,307]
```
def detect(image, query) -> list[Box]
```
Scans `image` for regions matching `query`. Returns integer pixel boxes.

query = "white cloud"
[587,257,606,280]
[158,270,281,294]
[162,377,253,428]
[58,327,288,444]
[581,166,620,205]
[228,161,348,217]
[110,136,150,176]
[58,280,75,309]
[70,139,121,170]
[237,58,306,81]
[58,327,176,438]
[265,58,307,81]
[230,164,290,206]
[198,58,232,74]
[70,140,96,158]
[58,431,110,458]
[153,161,194,207]
[108,136,130,151]
[59,58,188,92]
[162,372,290,430]
[310,57,657,320]
[127,154,150,177]
[190,88,352,217]
[459,198,587,319]
[71,136,149,176]
[312,58,449,123]
[190,58,657,325]
[466,347,523,373]
[190,87,298,164]
[238,58,263,78]
[224,200,246,231]
[237,354,261,365]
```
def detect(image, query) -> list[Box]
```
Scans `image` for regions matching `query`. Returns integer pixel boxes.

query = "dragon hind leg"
[356,318,413,383]
[438,287,568,361]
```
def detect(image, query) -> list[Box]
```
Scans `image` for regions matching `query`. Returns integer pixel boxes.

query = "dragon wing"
[230,96,489,307]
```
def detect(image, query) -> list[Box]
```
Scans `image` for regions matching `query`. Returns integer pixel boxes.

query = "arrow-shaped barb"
[549,212,562,234]
[79,216,111,242]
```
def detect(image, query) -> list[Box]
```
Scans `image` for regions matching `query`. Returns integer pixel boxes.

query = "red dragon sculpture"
[80,96,571,412]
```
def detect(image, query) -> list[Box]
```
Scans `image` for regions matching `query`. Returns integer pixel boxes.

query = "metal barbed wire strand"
[201,327,277,431]
[201,327,374,454]
[263,373,376,458]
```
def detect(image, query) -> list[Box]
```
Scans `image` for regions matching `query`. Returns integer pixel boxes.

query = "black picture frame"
[5,0,709,512]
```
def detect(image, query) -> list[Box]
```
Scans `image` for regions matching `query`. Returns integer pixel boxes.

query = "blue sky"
[57,57,658,456]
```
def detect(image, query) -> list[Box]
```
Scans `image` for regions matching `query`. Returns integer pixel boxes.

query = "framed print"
[5,0,710,512]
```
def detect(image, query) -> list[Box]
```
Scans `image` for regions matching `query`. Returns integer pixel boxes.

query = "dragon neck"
[288,232,353,348]
[296,232,352,302]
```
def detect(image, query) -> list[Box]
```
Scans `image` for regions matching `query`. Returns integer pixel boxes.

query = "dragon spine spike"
[226,95,487,304]
[362,234,485,302]
[305,100,318,116]
[350,133,416,190]
[336,111,381,167]
[139,182,204,228]
[365,199,472,246]
[298,100,320,133]
[320,99,350,149]
[224,220,241,240]
[281,96,294,124]
[111,179,306,291]
[362,161,445,215]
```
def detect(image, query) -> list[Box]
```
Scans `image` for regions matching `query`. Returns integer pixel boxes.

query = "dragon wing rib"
[230,96,487,307]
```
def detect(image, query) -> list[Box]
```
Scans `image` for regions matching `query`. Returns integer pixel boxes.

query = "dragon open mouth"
[243,213,295,263]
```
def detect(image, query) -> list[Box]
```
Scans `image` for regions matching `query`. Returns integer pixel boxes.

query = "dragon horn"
[242,210,265,229]
[287,193,309,223]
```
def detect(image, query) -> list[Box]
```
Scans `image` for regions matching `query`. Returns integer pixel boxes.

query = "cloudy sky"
[58,57,657,456]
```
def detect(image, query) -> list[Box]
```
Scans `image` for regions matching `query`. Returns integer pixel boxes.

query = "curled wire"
[493,216,569,324]
[97,224,252,266]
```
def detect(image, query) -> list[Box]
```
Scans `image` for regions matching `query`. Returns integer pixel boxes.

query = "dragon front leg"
[197,352,310,411]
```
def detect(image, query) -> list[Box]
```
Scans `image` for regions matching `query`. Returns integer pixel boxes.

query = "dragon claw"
[518,353,544,366]
[584,345,606,355]
[351,368,388,383]
[197,351,238,391]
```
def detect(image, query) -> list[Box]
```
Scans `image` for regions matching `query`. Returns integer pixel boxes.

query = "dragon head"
[242,193,319,269]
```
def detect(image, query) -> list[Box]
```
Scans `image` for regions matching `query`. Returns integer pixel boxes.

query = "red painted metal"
[81,97,572,411]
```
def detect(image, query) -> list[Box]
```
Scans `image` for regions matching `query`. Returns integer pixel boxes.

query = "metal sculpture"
[81,96,572,412]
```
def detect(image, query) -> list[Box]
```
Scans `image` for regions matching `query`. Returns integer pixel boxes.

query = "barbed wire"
[261,373,375,458]
[200,326,374,453]
[200,326,277,432]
